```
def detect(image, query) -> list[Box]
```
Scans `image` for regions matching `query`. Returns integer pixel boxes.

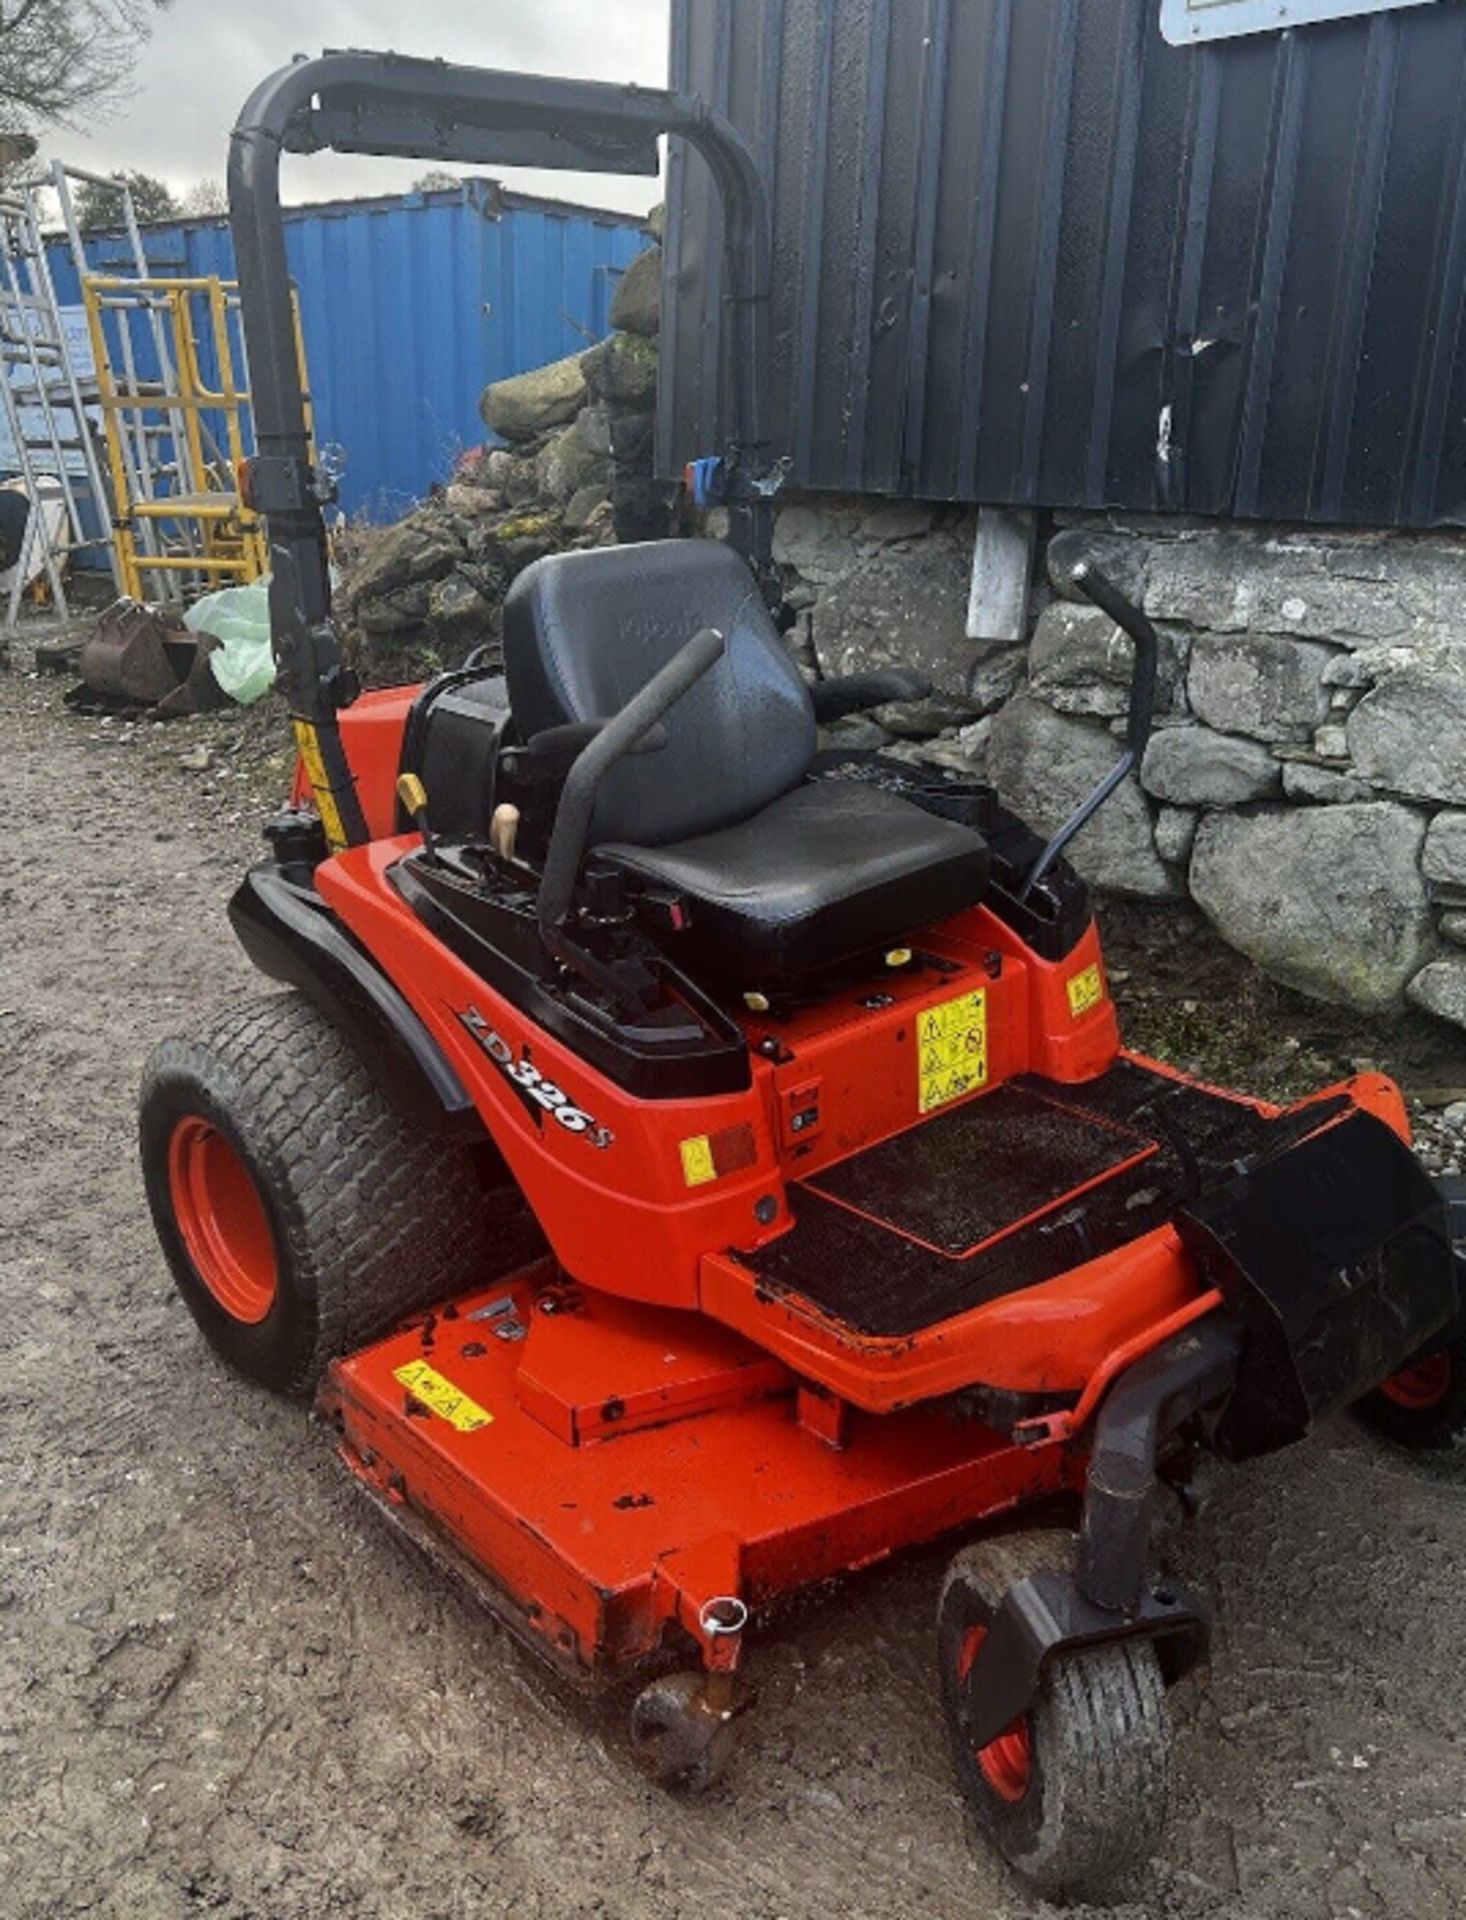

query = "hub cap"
[959,1623,1033,1803]
[167,1116,278,1323]
[1378,1351,1452,1412]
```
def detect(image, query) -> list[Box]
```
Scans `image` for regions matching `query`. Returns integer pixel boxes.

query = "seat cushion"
[502,540,816,846]
[595,781,990,982]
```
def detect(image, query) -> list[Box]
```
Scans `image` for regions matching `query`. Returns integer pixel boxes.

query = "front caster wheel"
[937,1530,1173,1904]
[629,1671,738,1792]
[1355,1340,1466,1450]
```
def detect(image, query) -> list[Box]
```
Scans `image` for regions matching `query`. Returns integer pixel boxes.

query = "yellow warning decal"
[917,988,988,1115]
[1066,963,1105,1019]
[392,1359,494,1433]
[679,1134,717,1187]
[291,718,348,851]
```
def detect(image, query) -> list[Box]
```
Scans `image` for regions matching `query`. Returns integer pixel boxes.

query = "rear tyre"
[1354,1341,1466,1450]
[139,993,499,1396]
[937,1529,1173,1904]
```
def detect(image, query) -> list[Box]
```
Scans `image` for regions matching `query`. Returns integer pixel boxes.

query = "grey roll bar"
[227,49,774,846]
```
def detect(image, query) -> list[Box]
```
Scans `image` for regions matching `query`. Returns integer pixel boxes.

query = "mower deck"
[321,1262,1079,1686]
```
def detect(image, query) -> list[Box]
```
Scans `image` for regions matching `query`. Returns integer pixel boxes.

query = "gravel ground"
[5,651,1466,1920]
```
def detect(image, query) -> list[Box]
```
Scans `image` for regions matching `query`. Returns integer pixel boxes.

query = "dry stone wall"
[765,499,1466,1028]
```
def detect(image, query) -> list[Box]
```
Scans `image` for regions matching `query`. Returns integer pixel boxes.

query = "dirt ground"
[6,650,1466,1920]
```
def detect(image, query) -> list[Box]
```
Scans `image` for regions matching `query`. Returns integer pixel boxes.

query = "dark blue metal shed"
[47,181,647,519]
[660,0,1466,529]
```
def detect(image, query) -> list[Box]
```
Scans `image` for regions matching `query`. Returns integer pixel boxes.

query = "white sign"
[1161,0,1439,46]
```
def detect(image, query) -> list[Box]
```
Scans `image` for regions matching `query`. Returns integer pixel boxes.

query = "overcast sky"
[46,0,671,215]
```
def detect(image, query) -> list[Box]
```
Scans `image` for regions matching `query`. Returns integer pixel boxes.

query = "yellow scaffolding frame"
[81,273,313,602]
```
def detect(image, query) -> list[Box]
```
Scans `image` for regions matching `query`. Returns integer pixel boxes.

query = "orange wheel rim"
[958,1623,1033,1804]
[167,1116,278,1324]
[1379,1351,1452,1412]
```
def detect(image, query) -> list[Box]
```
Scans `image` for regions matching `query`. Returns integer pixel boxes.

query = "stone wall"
[762,498,1466,1028]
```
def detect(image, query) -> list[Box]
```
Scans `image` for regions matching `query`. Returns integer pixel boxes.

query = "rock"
[821,716,894,751]
[608,409,655,466]
[1187,633,1335,744]
[904,734,989,775]
[502,458,542,506]
[482,447,519,490]
[564,482,609,534]
[609,244,662,335]
[1312,723,1350,761]
[1439,912,1466,947]
[967,644,1028,713]
[535,425,609,503]
[576,404,615,458]
[178,744,212,772]
[1028,601,1179,718]
[1190,803,1436,1012]
[859,501,935,544]
[986,695,1179,899]
[1347,665,1466,805]
[1154,805,1199,868]
[1423,812,1466,887]
[872,692,981,739]
[1280,761,1372,804]
[427,572,493,643]
[813,529,986,699]
[356,580,432,634]
[346,515,464,603]
[480,352,587,440]
[646,202,665,241]
[1409,960,1466,1031]
[1046,527,1146,606]
[442,483,502,519]
[610,473,676,545]
[774,502,861,585]
[1139,727,1280,806]
[580,330,658,407]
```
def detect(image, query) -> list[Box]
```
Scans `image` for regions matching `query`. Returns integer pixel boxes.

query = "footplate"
[1177,1110,1457,1459]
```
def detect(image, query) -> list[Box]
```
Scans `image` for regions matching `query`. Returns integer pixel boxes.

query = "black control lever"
[1020,563,1160,901]
[538,627,727,975]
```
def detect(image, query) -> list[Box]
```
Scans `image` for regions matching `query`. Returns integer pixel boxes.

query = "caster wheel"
[629,1671,738,1792]
[937,1529,1173,1904]
[1355,1340,1466,1450]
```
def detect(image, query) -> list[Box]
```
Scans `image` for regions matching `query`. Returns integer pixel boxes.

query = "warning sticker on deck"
[1066,962,1104,1019]
[917,988,988,1114]
[393,1359,494,1433]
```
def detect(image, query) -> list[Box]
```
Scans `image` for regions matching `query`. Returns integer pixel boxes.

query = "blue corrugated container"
[47,181,648,519]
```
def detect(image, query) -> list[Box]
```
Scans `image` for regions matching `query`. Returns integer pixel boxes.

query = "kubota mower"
[139,52,1466,1903]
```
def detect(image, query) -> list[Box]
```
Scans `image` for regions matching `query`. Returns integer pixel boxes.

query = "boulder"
[1409,959,1466,1030]
[968,643,1028,714]
[859,501,936,544]
[609,244,662,336]
[1347,665,1466,805]
[1187,633,1334,743]
[986,695,1179,899]
[773,502,862,585]
[564,482,610,535]
[609,409,655,465]
[1190,803,1436,1012]
[480,352,587,441]
[345,514,464,604]
[1139,727,1280,806]
[872,692,981,739]
[427,572,494,644]
[813,528,984,698]
[1440,912,1466,947]
[1028,601,1179,718]
[576,404,615,458]
[355,580,431,634]
[1046,527,1146,607]
[1280,761,1372,804]
[580,330,658,407]
[1423,811,1466,888]
[535,424,609,503]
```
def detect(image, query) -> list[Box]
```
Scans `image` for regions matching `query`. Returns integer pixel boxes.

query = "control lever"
[1020,563,1160,900]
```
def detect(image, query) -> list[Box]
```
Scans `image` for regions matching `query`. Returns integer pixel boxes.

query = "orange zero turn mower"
[138,52,1466,1904]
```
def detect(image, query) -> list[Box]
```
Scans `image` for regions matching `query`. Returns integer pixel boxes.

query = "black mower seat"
[502,539,990,981]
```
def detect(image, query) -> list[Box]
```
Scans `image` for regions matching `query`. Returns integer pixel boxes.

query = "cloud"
[47,0,670,215]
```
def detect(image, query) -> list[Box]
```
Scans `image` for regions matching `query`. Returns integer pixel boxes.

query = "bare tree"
[0,0,166,133]
[180,177,228,217]
[413,169,462,193]
[75,167,177,228]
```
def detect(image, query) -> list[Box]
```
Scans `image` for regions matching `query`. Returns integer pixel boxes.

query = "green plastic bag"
[186,578,275,705]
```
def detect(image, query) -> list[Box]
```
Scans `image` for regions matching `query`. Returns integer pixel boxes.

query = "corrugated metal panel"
[48,185,646,518]
[661,0,1466,528]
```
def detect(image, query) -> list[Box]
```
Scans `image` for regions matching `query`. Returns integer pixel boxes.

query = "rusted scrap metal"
[74,597,228,717]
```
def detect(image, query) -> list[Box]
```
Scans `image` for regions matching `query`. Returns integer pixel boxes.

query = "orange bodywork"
[301,696,1418,1683]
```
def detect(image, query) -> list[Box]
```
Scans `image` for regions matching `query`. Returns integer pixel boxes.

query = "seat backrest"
[502,540,816,846]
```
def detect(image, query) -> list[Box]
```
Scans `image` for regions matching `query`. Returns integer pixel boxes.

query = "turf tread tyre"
[938,1528,1172,1903]
[140,993,499,1395]
[1354,1342,1466,1451]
